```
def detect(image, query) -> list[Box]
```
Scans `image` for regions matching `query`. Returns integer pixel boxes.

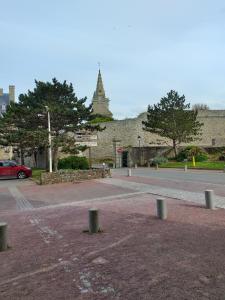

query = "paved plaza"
[1,168,225,299]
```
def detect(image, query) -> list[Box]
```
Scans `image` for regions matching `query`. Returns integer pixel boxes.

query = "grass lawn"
[160,161,225,170]
[32,168,45,181]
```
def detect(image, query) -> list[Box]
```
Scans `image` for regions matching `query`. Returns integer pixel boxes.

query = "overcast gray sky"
[1,0,225,119]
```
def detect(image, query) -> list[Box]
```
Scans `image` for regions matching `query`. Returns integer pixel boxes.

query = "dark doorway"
[122,151,128,167]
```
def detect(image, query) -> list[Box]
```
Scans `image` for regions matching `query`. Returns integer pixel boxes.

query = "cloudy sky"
[1,0,225,119]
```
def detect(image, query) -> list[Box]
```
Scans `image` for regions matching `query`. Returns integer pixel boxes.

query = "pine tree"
[0,78,97,170]
[143,90,203,156]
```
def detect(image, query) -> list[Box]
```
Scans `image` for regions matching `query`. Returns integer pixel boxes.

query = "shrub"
[58,156,89,170]
[151,156,168,166]
[219,154,225,161]
[195,153,208,162]
[176,146,208,162]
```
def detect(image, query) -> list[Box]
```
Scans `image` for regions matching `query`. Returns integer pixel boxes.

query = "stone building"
[88,110,225,167]
[0,85,15,116]
[86,74,225,167]
[0,85,15,159]
[91,70,113,117]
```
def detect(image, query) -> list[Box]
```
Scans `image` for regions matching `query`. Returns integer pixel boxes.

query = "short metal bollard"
[127,168,132,177]
[157,198,167,220]
[184,165,187,172]
[0,222,7,251]
[205,190,215,209]
[89,209,99,233]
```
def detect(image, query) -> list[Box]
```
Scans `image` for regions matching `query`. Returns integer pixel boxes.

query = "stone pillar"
[205,190,215,209]
[89,209,99,233]
[127,168,132,176]
[157,198,167,220]
[113,139,122,168]
[0,222,7,251]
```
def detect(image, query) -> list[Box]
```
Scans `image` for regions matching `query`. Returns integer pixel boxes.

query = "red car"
[0,160,32,179]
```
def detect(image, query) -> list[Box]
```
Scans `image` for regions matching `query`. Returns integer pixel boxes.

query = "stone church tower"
[91,69,113,118]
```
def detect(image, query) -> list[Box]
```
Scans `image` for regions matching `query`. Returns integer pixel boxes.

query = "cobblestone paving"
[98,177,225,208]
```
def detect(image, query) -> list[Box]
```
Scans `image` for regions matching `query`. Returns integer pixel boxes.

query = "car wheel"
[17,171,27,179]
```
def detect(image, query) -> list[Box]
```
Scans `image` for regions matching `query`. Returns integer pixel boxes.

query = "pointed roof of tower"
[95,69,105,97]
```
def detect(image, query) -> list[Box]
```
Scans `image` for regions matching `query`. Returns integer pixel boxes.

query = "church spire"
[95,69,105,97]
[91,68,113,118]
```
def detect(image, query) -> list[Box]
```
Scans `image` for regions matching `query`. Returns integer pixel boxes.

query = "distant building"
[91,70,113,118]
[0,85,15,115]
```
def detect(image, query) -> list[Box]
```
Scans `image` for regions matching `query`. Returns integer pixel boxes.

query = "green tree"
[143,90,203,156]
[0,78,98,170]
[0,102,48,166]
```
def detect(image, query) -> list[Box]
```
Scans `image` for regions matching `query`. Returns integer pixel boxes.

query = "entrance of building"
[122,151,128,167]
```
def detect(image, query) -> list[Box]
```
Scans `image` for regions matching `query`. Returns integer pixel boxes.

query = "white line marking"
[0,261,69,286]
[86,234,133,258]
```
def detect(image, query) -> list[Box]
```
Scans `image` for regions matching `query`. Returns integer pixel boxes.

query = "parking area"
[1,168,225,299]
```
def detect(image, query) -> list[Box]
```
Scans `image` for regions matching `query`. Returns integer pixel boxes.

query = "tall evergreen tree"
[143,90,203,156]
[0,78,97,170]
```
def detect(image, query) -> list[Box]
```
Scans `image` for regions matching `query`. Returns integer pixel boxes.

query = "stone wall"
[88,110,225,164]
[40,169,111,185]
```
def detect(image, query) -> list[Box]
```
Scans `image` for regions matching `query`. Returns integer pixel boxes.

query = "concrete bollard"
[155,164,159,170]
[127,168,132,177]
[205,190,215,209]
[184,164,188,172]
[89,209,99,233]
[134,164,138,169]
[0,222,7,251]
[157,198,167,220]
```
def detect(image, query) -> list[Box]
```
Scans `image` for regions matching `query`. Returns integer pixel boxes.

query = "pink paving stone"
[18,180,135,207]
[1,194,225,299]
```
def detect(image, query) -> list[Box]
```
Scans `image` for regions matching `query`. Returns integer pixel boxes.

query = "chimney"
[9,85,15,103]
[0,88,3,96]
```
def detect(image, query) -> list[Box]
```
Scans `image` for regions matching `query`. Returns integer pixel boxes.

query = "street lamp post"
[138,135,141,166]
[45,106,53,173]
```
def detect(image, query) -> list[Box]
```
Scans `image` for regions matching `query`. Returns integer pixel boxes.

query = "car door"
[0,161,12,177]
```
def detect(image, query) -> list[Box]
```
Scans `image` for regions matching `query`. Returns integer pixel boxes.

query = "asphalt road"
[112,167,225,185]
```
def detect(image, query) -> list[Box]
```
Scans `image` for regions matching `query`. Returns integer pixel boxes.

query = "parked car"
[0,160,32,179]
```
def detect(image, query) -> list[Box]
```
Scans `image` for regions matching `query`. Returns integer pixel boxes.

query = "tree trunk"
[173,140,177,157]
[53,147,59,172]
[20,148,25,165]
[33,150,37,168]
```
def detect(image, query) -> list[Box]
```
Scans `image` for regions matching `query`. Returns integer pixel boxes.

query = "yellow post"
[192,156,196,167]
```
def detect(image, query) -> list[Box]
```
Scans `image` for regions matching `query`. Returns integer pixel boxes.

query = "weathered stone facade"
[0,86,15,160]
[0,85,15,115]
[91,70,113,118]
[87,110,225,167]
